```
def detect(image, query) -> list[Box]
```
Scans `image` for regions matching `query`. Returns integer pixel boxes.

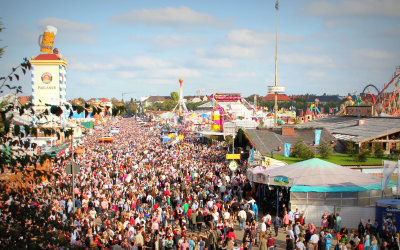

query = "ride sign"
[228,160,238,172]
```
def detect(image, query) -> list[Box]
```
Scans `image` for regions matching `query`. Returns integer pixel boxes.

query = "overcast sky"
[1,0,399,100]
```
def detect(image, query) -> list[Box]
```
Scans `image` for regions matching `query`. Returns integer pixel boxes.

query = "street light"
[67,123,77,212]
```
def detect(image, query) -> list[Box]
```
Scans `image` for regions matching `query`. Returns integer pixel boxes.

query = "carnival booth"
[264,158,397,229]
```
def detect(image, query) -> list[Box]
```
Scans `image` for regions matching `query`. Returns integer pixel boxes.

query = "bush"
[374,142,384,158]
[318,141,333,158]
[346,139,355,156]
[292,136,316,160]
[353,143,371,162]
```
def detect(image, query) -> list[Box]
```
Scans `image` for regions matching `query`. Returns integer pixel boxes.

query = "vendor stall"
[264,158,397,229]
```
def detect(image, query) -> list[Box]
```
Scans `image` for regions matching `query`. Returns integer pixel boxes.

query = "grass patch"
[267,154,397,166]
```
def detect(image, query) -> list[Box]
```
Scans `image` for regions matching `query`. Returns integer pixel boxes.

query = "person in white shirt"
[295,237,306,250]
[224,210,230,220]
[310,233,319,249]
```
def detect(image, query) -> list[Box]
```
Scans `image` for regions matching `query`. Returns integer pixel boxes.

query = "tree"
[77,97,85,103]
[0,19,5,59]
[354,143,371,162]
[127,102,137,115]
[318,141,333,158]
[170,92,179,101]
[291,136,315,160]
[111,97,119,106]
[374,142,384,158]
[130,97,134,103]
[346,139,355,156]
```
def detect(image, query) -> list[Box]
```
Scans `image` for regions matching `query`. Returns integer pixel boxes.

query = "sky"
[1,0,400,101]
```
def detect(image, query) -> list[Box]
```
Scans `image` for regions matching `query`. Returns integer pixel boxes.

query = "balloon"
[179,135,184,140]
[179,78,183,84]
[168,134,174,138]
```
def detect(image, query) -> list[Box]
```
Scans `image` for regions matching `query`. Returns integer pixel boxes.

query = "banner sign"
[273,175,294,187]
[228,160,239,172]
[249,148,254,163]
[226,154,241,160]
[383,160,398,190]
[261,156,287,167]
[315,129,322,146]
[284,143,291,158]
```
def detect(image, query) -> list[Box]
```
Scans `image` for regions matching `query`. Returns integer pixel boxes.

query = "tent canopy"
[265,158,385,192]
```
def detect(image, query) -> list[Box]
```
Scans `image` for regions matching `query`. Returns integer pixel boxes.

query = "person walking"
[272,214,282,237]
[238,207,247,231]
[259,233,268,250]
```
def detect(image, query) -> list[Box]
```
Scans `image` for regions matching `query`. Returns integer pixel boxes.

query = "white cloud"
[151,35,203,50]
[307,71,326,78]
[219,71,258,78]
[37,17,96,31]
[69,62,116,71]
[196,58,236,68]
[301,0,400,18]
[152,68,201,78]
[79,77,97,86]
[214,45,257,59]
[353,49,396,60]
[112,56,171,69]
[226,29,306,46]
[118,71,136,79]
[280,53,335,67]
[194,48,206,56]
[135,79,176,85]
[109,6,230,29]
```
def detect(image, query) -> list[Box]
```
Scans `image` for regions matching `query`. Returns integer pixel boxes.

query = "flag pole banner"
[383,160,398,190]
[284,143,291,158]
[315,129,322,145]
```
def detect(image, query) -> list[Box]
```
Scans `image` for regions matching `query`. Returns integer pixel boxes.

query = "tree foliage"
[353,143,371,162]
[291,136,315,160]
[170,91,179,101]
[346,139,355,156]
[374,142,384,158]
[318,141,333,158]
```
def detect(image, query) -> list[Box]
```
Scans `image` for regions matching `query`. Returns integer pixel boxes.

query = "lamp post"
[67,123,77,212]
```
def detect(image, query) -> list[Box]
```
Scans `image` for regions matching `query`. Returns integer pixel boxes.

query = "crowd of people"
[0,117,398,250]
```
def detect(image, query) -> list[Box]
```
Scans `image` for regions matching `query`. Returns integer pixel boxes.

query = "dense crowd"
[0,118,399,250]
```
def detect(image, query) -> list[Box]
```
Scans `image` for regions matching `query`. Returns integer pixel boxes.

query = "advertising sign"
[226,154,241,160]
[346,106,374,117]
[228,160,238,172]
[273,176,294,187]
[315,129,322,146]
[284,143,291,157]
[268,86,286,93]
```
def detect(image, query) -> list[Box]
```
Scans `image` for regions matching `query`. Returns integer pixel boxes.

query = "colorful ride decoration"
[309,99,321,115]
[211,105,225,131]
[38,26,57,54]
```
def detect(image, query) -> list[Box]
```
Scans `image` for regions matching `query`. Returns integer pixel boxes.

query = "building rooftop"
[145,96,172,102]
[296,115,400,143]
[245,127,345,155]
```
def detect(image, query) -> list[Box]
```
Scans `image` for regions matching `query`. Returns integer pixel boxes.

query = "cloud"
[109,6,230,29]
[79,77,97,86]
[195,58,236,68]
[152,68,201,78]
[214,45,257,59]
[301,0,400,18]
[69,62,116,71]
[118,71,136,79]
[218,71,258,78]
[150,35,204,51]
[353,49,396,60]
[37,17,96,31]
[112,56,171,69]
[280,53,335,67]
[226,29,305,46]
